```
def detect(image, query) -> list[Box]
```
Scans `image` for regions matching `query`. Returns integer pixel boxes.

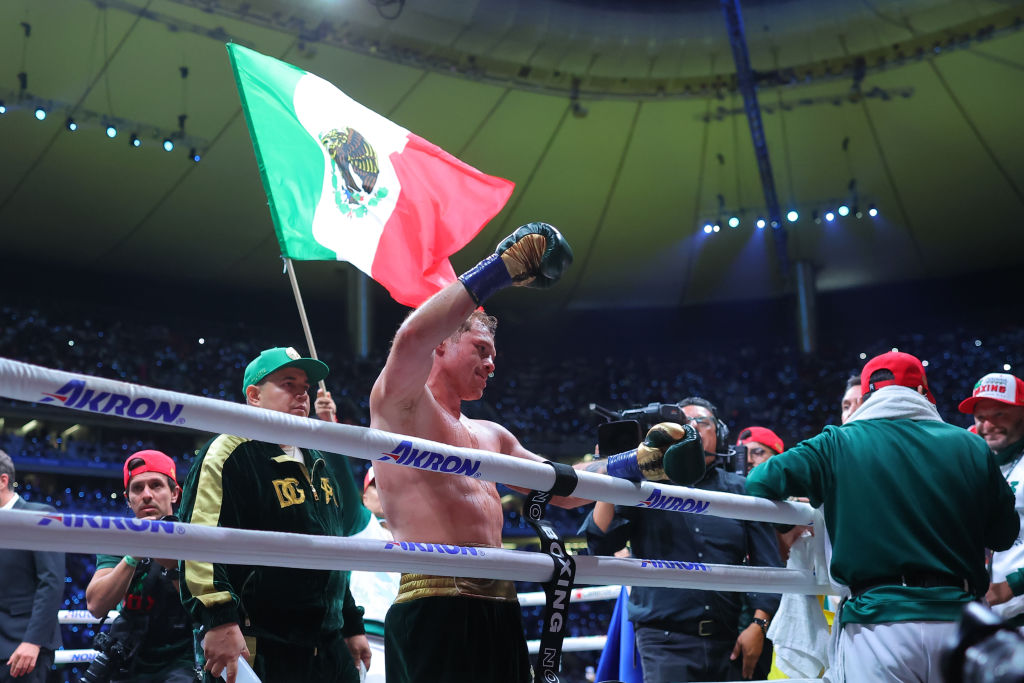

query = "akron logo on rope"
[37,513,177,534]
[39,379,185,424]
[377,440,482,478]
[320,127,389,218]
[637,488,711,514]
[383,541,484,556]
[639,559,710,572]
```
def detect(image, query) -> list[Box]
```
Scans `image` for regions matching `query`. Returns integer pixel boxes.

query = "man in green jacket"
[179,347,371,683]
[747,351,1019,682]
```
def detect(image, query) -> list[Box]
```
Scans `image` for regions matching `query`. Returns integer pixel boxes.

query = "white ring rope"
[56,586,620,624]
[0,358,812,526]
[0,509,837,595]
[58,610,119,625]
[53,638,610,665]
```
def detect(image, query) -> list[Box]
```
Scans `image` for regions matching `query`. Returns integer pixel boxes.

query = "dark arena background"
[2,0,1023,681]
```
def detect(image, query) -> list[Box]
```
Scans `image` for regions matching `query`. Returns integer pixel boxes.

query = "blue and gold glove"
[607,422,705,486]
[459,222,573,304]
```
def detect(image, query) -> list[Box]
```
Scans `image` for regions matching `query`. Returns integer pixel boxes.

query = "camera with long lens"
[80,613,146,683]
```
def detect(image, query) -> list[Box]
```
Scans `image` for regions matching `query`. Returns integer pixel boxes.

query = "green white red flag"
[227,44,514,307]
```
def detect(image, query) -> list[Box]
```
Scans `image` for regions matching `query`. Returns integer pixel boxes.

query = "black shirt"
[581,465,782,631]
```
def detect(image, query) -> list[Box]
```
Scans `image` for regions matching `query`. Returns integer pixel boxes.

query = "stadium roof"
[2,0,1022,316]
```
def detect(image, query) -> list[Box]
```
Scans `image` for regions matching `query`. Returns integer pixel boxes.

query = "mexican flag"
[227,44,515,307]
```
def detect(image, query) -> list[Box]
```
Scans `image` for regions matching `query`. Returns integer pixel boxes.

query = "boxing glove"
[459,222,573,304]
[606,422,705,486]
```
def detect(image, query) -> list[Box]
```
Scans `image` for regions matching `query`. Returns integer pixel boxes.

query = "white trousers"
[825,620,957,683]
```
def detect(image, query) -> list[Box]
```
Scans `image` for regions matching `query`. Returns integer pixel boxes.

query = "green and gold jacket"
[178,435,370,643]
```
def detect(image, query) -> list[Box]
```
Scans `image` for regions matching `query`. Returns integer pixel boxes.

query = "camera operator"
[85,451,196,682]
[581,397,782,682]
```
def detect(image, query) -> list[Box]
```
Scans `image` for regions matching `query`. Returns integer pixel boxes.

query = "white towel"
[767,532,831,679]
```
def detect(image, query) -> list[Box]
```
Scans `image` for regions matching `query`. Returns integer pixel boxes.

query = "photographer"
[85,451,196,682]
[582,397,782,682]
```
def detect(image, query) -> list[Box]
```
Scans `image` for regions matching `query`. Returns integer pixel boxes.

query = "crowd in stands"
[1,296,1020,682]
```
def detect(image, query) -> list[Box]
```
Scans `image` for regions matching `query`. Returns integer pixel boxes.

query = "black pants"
[385,596,531,683]
[0,649,53,683]
[635,626,742,683]
[202,630,359,683]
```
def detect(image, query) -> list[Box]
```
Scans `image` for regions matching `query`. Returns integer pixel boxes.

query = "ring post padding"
[0,358,813,526]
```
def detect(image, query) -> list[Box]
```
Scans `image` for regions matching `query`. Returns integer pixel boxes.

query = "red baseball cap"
[123,450,177,490]
[861,351,935,404]
[958,373,1024,414]
[363,467,375,492]
[736,426,785,454]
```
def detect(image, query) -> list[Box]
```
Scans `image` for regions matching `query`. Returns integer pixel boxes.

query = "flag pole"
[284,257,328,396]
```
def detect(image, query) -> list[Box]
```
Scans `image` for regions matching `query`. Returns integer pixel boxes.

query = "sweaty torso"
[373,396,505,548]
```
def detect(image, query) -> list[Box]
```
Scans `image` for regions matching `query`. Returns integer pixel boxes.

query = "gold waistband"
[395,573,518,604]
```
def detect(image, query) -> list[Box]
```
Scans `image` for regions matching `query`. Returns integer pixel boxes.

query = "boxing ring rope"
[53,586,619,624]
[0,508,836,594]
[0,358,813,526]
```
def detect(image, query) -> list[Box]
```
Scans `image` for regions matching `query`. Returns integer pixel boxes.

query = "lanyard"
[525,461,579,683]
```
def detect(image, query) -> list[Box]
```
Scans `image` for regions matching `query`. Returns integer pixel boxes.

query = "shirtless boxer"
[370,223,702,682]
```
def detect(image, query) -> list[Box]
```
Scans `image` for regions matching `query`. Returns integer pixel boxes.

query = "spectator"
[747,352,1019,682]
[957,372,1024,625]
[840,375,862,424]
[735,426,785,474]
[0,449,64,683]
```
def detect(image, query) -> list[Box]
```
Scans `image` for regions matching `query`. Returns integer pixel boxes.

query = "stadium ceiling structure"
[1,0,1023,316]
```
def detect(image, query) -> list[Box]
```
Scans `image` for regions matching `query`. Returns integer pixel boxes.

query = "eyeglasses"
[685,416,715,428]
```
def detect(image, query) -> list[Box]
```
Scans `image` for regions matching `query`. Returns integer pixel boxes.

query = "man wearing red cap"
[736,426,785,475]
[958,372,1024,626]
[85,450,196,682]
[747,351,1019,682]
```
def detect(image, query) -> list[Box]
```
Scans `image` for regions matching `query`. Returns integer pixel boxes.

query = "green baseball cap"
[242,347,329,395]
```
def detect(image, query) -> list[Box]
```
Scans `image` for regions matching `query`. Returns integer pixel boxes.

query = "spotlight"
[189,148,201,163]
[825,211,836,222]
[712,224,721,233]
[755,218,766,229]
[786,210,799,222]
[106,125,118,138]
[65,117,77,132]
[129,133,141,148]
[868,205,878,217]
[854,205,863,218]
[0,101,6,114]
[728,216,739,228]
[34,106,46,121]
[838,205,850,217]
[162,138,174,152]
[1005,363,1012,371]
[703,224,713,234]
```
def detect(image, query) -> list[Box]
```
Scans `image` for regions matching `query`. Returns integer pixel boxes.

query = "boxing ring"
[0,358,837,680]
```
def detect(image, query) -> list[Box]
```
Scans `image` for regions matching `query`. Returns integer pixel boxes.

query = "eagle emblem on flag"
[320,127,388,217]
